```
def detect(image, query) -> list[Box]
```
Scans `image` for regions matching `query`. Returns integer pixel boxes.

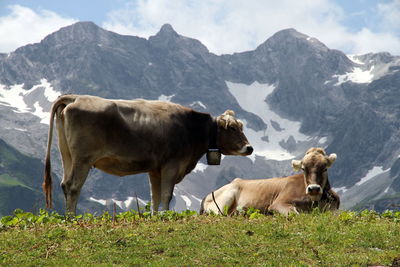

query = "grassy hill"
[0,139,63,216]
[1,209,399,266]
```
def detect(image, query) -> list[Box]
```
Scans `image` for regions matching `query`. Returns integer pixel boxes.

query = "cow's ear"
[327,153,337,168]
[291,160,302,172]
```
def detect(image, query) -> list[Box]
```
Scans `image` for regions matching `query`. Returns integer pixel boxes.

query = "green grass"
[0,209,399,266]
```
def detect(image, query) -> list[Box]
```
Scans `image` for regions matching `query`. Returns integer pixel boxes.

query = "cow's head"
[291,147,337,201]
[216,110,253,156]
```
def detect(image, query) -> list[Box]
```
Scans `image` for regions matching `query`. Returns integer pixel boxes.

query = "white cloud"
[103,0,400,56]
[1,2,399,56]
[0,5,76,53]
[378,0,400,34]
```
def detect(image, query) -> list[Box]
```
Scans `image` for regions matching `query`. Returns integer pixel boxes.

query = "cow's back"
[59,95,212,175]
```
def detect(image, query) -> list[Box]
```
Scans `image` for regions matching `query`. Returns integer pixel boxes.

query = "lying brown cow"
[200,147,339,215]
[43,94,253,214]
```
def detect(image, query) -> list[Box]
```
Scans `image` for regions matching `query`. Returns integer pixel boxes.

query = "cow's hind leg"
[149,171,161,212]
[61,162,91,216]
[204,183,238,214]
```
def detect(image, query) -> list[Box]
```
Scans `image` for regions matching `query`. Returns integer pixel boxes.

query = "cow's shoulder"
[231,177,243,184]
[178,109,213,128]
[179,110,213,140]
[189,109,212,120]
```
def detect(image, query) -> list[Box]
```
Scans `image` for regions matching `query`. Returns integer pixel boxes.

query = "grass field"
[1,209,399,266]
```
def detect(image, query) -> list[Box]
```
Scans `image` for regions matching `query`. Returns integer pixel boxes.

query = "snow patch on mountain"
[333,67,374,85]
[333,186,348,194]
[347,55,365,65]
[89,186,202,212]
[343,54,400,83]
[193,162,207,173]
[172,184,202,211]
[340,167,392,209]
[0,83,30,112]
[40,79,59,103]
[356,166,390,186]
[158,94,175,102]
[180,195,192,207]
[89,197,107,206]
[89,196,148,210]
[190,101,207,109]
[6,127,27,132]
[226,81,309,161]
[32,102,50,124]
[318,137,328,144]
[383,186,390,194]
[0,79,60,124]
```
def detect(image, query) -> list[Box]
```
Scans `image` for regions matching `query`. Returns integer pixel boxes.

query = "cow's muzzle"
[239,145,253,155]
[306,184,322,196]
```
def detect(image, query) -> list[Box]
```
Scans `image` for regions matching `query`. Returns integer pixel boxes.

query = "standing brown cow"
[43,94,253,214]
[201,147,339,215]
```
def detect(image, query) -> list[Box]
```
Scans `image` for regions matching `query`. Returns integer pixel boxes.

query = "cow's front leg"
[269,203,299,216]
[149,171,161,212]
[160,165,180,211]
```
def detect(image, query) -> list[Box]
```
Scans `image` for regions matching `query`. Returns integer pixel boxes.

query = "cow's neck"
[208,118,219,150]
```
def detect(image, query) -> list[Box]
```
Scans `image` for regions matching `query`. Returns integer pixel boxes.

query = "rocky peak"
[149,24,209,56]
[273,28,309,39]
[258,28,330,54]
[149,24,180,44]
[157,24,179,38]
[39,21,113,47]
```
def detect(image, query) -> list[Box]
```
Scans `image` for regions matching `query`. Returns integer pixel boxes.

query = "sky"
[0,0,399,55]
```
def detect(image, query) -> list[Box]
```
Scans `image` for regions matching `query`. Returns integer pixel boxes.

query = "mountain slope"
[0,22,399,214]
[0,138,64,216]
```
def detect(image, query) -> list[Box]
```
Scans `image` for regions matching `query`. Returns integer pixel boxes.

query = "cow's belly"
[93,157,153,176]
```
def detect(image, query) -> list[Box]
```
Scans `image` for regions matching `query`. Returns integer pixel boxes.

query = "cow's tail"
[43,94,77,209]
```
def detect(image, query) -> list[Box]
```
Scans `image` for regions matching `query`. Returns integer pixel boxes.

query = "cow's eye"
[229,126,236,131]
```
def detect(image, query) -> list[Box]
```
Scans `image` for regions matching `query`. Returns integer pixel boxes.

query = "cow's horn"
[223,110,235,117]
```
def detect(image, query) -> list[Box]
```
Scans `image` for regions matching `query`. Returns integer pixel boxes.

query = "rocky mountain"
[0,22,399,214]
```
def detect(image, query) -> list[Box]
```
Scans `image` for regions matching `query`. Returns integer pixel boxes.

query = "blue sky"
[0,0,399,55]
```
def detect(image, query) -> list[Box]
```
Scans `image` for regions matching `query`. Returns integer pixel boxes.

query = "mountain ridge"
[0,21,399,214]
